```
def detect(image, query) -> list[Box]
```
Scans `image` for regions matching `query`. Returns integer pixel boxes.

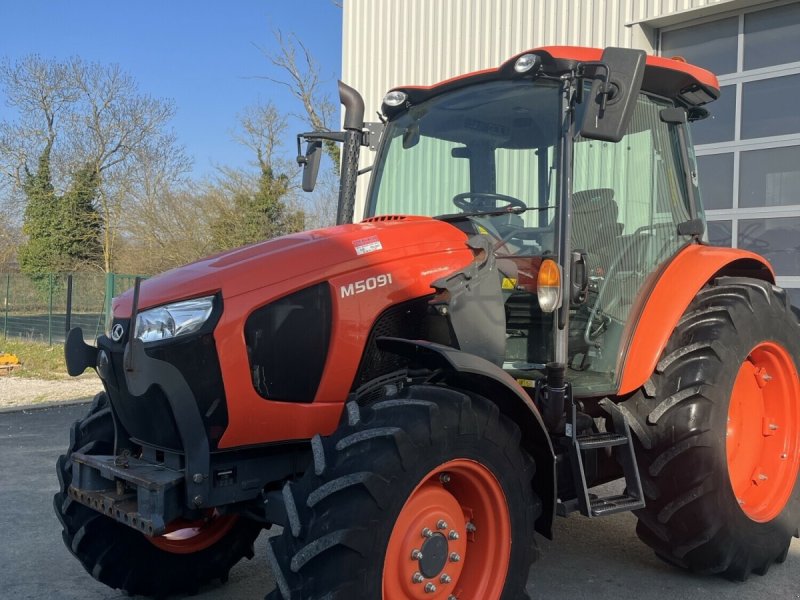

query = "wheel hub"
[727,341,800,523]
[419,533,449,578]
[146,511,238,554]
[382,459,511,600]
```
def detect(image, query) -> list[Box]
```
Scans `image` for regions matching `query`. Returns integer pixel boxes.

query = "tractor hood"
[112,216,470,317]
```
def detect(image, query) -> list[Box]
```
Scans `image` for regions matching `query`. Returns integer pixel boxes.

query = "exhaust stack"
[336,81,365,225]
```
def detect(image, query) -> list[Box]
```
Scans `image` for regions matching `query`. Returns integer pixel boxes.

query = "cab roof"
[383,46,720,117]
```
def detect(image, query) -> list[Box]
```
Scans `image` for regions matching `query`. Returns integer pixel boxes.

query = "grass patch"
[0,337,84,380]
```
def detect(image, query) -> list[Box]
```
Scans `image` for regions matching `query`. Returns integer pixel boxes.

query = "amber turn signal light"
[537,259,562,313]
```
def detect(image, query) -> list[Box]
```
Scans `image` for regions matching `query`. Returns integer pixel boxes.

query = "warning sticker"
[353,236,383,256]
[501,277,518,290]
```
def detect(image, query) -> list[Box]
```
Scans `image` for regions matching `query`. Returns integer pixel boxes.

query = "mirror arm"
[296,132,345,166]
[576,61,612,108]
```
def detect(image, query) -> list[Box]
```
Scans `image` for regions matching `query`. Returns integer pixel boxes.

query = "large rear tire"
[266,384,540,599]
[54,393,262,597]
[621,278,800,580]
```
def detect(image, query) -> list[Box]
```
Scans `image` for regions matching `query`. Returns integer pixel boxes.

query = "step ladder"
[557,397,646,518]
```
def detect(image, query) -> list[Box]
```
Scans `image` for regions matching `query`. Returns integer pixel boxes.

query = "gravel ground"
[0,375,101,408]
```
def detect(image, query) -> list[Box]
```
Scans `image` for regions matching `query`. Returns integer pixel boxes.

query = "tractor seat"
[572,188,622,273]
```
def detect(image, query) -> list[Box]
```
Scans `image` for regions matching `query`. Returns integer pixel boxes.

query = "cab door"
[568,94,697,395]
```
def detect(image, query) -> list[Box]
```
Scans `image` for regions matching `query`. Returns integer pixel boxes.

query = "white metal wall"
[342,0,761,216]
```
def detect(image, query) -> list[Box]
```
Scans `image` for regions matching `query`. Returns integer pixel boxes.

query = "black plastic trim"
[245,282,333,403]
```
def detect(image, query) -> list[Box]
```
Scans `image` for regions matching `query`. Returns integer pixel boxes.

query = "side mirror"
[580,47,646,143]
[299,139,322,192]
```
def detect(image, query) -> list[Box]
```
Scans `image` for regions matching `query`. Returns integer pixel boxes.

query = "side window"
[569,94,692,393]
[573,97,691,244]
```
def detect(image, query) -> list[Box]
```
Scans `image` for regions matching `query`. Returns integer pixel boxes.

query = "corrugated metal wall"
[342,0,740,216]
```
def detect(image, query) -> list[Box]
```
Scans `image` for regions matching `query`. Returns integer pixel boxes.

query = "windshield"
[366,80,562,256]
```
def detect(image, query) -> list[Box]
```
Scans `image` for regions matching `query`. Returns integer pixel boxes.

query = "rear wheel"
[621,278,800,580]
[54,393,262,597]
[266,384,540,599]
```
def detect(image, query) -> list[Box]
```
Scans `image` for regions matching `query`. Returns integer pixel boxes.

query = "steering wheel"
[453,192,527,213]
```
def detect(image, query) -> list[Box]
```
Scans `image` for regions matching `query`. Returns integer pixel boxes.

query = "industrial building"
[343,0,800,304]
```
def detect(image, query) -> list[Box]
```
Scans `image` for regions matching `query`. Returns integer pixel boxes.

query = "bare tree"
[258,31,340,168]
[233,102,295,176]
[0,55,76,189]
[254,30,347,229]
[117,183,215,274]
[0,211,21,270]
[103,131,191,272]
[0,55,182,273]
[68,59,175,176]
[206,102,305,251]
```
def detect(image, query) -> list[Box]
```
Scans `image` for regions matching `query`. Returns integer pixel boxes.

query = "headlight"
[134,296,215,343]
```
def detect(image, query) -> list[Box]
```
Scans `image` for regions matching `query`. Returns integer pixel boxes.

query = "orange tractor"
[57,46,800,598]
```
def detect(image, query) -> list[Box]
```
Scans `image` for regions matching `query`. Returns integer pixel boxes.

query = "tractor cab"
[364,47,718,397]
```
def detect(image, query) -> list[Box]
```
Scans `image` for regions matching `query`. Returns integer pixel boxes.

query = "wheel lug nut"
[440,573,452,584]
[466,521,476,533]
[412,572,424,583]
[421,527,433,538]
[424,582,437,593]
[439,473,451,484]
[449,530,460,540]
[437,519,448,530]
[449,552,461,562]
[411,549,423,560]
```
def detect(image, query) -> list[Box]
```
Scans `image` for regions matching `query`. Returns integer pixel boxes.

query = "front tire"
[266,384,540,599]
[54,393,263,597]
[621,278,800,580]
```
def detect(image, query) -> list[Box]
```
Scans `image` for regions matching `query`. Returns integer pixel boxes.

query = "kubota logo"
[111,323,124,342]
[340,273,393,298]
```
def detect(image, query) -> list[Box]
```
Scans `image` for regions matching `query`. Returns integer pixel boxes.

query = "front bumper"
[70,449,184,536]
[64,327,310,535]
[65,329,216,529]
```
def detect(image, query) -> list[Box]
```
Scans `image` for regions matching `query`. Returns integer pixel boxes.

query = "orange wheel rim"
[382,459,511,600]
[147,511,238,554]
[727,341,800,522]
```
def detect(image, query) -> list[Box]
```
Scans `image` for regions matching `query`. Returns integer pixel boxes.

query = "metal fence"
[0,273,141,345]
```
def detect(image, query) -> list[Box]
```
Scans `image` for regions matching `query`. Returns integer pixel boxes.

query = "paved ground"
[0,376,102,408]
[1,402,798,600]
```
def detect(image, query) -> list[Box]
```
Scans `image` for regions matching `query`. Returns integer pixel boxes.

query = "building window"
[660,1,800,302]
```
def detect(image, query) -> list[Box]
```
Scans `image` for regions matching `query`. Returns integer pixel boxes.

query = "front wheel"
[266,385,540,599]
[622,278,800,580]
[54,393,263,597]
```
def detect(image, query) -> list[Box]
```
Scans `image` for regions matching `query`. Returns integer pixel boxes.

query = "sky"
[0,0,343,178]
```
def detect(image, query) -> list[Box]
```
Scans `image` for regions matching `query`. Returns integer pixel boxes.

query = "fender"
[617,244,774,395]
[378,336,557,539]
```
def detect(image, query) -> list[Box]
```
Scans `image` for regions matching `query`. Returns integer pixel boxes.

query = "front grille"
[107,348,183,450]
[104,326,229,451]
